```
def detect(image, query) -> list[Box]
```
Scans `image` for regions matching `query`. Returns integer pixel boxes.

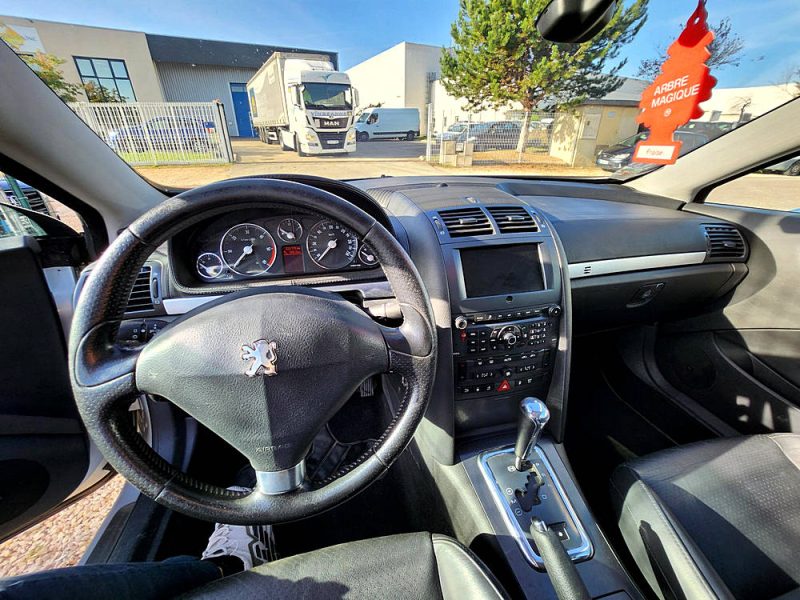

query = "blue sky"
[6,0,799,87]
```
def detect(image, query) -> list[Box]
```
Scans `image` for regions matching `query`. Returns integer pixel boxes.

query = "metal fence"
[69,101,233,166]
[425,106,557,166]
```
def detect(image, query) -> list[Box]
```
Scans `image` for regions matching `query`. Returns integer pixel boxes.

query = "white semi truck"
[247,52,358,156]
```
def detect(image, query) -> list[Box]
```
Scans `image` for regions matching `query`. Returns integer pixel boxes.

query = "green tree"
[1,28,82,102]
[637,18,745,80]
[440,0,648,150]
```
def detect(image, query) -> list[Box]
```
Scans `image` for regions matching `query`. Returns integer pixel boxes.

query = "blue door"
[230,83,254,137]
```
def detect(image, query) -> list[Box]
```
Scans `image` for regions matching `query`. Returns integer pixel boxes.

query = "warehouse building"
[346,42,441,135]
[0,16,336,137]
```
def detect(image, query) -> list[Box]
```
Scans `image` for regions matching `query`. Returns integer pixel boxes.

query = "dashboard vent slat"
[438,207,493,237]
[487,206,539,234]
[703,224,746,260]
[126,266,154,313]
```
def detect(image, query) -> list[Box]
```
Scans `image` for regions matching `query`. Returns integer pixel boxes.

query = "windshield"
[3,1,798,185]
[301,83,352,110]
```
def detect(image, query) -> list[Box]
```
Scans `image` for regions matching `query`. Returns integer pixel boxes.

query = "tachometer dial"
[306,220,358,270]
[196,252,224,279]
[220,223,276,276]
[357,244,378,267]
[277,218,303,243]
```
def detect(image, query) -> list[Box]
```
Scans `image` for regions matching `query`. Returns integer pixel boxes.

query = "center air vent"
[438,207,493,237]
[703,224,746,260]
[487,206,539,234]
[126,266,155,313]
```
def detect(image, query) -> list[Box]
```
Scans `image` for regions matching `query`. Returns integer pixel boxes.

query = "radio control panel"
[452,306,560,399]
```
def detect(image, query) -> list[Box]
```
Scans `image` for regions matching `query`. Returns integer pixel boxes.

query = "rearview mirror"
[536,0,618,43]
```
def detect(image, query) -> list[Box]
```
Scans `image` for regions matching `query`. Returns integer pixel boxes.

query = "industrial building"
[0,16,337,137]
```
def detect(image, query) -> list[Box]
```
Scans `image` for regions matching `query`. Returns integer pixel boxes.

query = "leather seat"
[182,532,507,599]
[610,434,800,600]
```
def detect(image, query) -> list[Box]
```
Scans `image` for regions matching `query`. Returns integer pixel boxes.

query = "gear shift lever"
[514,397,550,471]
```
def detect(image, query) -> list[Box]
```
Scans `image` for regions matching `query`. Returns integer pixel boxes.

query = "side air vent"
[438,207,493,237]
[703,224,746,260]
[126,266,155,313]
[487,206,539,234]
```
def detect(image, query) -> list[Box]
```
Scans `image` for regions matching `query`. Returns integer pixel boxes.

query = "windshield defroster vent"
[703,224,747,260]
[487,206,539,234]
[126,266,155,313]
[438,207,494,237]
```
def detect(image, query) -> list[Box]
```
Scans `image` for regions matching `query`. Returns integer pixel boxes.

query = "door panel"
[0,235,89,541]
[656,203,800,433]
[230,83,254,138]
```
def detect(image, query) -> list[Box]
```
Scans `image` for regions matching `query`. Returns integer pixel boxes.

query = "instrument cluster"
[183,210,380,283]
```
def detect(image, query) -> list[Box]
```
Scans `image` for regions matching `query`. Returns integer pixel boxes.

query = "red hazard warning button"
[497,379,511,393]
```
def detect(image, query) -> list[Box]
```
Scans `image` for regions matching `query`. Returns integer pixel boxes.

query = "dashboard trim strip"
[568,251,707,279]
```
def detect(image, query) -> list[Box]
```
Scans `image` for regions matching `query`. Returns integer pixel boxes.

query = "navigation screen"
[460,244,545,298]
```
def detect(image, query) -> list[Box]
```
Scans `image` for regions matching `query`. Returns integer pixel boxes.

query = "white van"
[354,108,420,141]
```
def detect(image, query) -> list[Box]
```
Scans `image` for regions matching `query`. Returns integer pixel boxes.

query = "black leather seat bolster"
[610,434,800,600]
[182,532,506,599]
[431,533,507,599]
[610,460,734,600]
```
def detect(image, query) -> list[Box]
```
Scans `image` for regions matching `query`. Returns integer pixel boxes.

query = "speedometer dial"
[220,223,276,276]
[306,220,358,269]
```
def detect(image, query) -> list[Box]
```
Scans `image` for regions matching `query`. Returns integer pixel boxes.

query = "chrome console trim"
[568,251,706,280]
[478,446,593,569]
[255,461,306,495]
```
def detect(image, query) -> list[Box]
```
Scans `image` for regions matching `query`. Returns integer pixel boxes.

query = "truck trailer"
[247,52,358,156]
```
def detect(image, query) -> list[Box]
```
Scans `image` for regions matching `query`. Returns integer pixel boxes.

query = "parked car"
[762,155,800,176]
[436,121,477,142]
[680,120,738,140]
[108,116,215,153]
[355,108,420,141]
[596,129,709,171]
[439,121,524,151]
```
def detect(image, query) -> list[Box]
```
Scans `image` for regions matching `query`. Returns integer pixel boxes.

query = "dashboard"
[96,174,749,438]
[170,207,380,285]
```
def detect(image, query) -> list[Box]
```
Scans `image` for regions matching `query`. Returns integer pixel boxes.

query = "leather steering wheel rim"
[68,177,437,524]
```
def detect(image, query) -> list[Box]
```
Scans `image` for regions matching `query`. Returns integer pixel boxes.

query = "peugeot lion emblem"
[241,340,278,377]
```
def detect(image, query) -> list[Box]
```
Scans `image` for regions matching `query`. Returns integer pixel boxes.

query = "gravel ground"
[0,476,125,579]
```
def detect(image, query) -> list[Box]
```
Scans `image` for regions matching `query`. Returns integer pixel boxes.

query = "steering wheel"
[68,178,437,524]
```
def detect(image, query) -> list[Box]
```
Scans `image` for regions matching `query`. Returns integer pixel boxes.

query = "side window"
[367,113,379,125]
[705,154,800,212]
[1,175,83,237]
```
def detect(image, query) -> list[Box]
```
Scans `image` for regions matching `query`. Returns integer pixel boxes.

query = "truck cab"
[248,53,358,156]
[286,63,357,155]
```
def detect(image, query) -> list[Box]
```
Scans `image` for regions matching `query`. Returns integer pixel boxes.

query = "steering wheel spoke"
[71,321,143,415]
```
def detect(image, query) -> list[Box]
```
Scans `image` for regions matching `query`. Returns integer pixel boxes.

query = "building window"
[74,57,136,102]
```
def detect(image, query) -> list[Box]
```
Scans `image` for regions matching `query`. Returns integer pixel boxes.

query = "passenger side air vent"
[438,207,494,237]
[126,266,155,313]
[487,206,539,234]
[703,224,746,260]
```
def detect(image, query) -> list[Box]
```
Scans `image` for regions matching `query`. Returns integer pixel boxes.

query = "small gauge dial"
[277,218,303,243]
[196,252,224,279]
[306,220,358,269]
[220,223,276,276]
[357,244,378,267]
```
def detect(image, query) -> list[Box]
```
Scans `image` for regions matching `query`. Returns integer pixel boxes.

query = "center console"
[435,207,564,431]
[437,204,595,579]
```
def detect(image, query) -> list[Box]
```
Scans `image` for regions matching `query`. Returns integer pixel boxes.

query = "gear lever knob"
[514,397,550,471]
